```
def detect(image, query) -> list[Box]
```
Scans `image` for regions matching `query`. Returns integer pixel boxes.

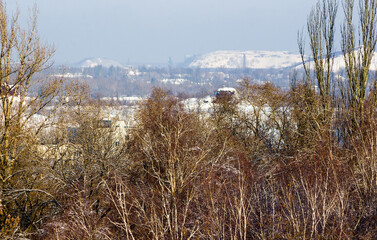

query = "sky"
[6,0,319,65]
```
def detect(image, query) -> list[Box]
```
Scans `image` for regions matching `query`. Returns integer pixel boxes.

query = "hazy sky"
[7,0,319,65]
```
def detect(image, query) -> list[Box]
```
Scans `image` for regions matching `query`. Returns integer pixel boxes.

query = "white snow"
[189,50,304,69]
[128,70,140,76]
[296,50,377,72]
[118,96,142,102]
[78,58,124,68]
[216,87,236,93]
[54,73,93,79]
[332,52,377,72]
[161,78,187,85]
[101,96,142,103]
[182,97,212,113]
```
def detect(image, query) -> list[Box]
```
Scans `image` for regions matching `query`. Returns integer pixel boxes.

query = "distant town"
[51,50,304,98]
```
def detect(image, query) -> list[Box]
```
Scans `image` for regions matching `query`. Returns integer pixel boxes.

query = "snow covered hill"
[297,50,377,72]
[76,57,125,68]
[188,50,304,69]
[331,51,377,72]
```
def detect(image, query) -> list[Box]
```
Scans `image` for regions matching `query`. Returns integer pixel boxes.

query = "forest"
[1,0,377,239]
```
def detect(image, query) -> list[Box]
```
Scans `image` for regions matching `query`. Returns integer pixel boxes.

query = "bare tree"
[0,2,70,235]
[341,0,377,119]
[0,3,57,184]
[299,0,338,119]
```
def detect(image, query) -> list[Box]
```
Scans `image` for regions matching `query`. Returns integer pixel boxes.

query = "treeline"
[1,80,377,239]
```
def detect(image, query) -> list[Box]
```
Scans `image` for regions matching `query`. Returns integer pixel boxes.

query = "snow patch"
[161,78,187,85]
[77,58,124,69]
[54,73,93,79]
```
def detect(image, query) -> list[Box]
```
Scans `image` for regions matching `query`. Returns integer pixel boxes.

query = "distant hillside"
[75,57,125,68]
[188,50,304,69]
[331,51,377,72]
[296,49,377,72]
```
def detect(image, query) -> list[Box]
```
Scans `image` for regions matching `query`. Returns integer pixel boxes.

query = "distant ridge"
[296,50,377,72]
[188,50,304,69]
[75,57,124,68]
